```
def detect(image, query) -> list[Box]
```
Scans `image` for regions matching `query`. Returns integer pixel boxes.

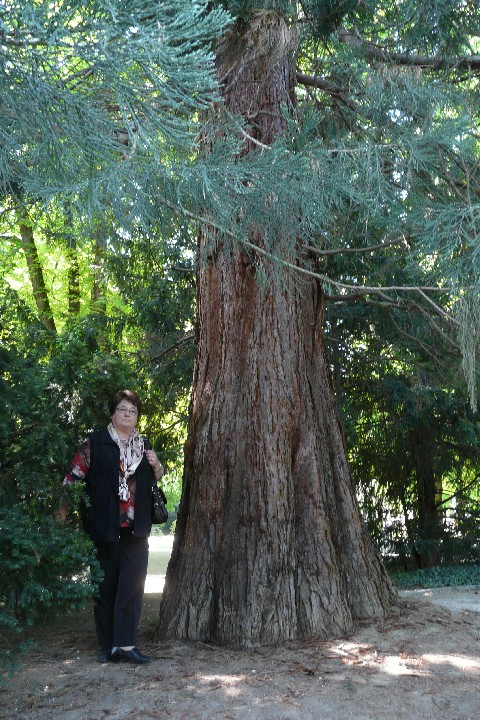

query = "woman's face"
[112,400,138,435]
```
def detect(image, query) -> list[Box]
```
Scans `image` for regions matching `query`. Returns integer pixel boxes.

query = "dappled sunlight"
[422,653,480,672]
[194,674,248,697]
[325,640,480,678]
[329,641,422,676]
[381,655,426,676]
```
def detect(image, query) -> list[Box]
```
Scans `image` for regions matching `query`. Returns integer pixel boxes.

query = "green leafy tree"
[0,0,230,670]
[327,292,480,569]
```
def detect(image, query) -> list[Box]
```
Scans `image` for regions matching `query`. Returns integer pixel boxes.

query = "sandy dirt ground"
[1,582,479,720]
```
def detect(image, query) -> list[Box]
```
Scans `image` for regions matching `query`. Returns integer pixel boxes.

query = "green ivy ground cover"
[391,564,480,589]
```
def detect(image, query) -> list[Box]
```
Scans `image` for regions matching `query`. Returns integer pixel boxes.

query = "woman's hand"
[145,449,164,479]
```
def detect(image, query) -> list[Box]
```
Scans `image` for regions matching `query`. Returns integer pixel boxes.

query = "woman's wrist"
[154,463,164,479]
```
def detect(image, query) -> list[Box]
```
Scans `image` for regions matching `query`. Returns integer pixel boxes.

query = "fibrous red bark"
[158,11,394,648]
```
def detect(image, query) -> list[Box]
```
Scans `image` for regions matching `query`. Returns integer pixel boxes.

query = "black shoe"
[98,648,111,663]
[110,647,151,664]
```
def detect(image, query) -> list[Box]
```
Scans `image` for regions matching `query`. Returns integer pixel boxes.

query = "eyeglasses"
[116,406,138,415]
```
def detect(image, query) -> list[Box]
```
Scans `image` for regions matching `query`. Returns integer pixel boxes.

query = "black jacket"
[81,429,154,543]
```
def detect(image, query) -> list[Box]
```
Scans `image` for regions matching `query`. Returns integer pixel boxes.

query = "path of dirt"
[1,587,479,720]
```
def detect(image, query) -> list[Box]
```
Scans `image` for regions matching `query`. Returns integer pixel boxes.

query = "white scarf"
[107,422,144,501]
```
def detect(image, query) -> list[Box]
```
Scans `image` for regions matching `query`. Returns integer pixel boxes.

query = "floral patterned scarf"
[107,422,145,501]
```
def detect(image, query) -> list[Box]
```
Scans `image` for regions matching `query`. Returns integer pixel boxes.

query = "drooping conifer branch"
[338,28,480,73]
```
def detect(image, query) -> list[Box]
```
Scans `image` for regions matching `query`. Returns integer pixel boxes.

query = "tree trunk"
[19,222,57,334]
[64,209,81,316]
[158,11,394,647]
[409,426,443,568]
[91,229,106,314]
[67,243,81,316]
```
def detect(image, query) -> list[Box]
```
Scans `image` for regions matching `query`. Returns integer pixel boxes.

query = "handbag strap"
[144,436,167,503]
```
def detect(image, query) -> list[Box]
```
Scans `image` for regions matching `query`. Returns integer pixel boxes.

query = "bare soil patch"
[1,587,479,720]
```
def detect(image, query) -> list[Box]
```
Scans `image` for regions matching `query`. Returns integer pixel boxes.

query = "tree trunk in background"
[158,11,394,647]
[91,228,106,314]
[409,426,443,568]
[67,243,81,316]
[64,208,81,316]
[19,222,57,334]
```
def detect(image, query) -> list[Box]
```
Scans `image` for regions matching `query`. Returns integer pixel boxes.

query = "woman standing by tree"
[58,390,164,664]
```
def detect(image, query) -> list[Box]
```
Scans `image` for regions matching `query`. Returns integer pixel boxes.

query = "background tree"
[327,289,480,570]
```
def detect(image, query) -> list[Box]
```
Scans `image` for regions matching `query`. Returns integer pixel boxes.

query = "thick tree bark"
[158,11,394,647]
[19,222,57,334]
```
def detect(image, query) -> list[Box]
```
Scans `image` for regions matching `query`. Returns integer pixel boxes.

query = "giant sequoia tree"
[158,1,480,645]
[159,8,393,646]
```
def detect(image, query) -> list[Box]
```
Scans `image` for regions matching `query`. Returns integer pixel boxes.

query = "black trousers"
[93,527,149,650]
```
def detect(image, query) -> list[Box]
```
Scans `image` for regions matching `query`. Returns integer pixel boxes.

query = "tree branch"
[435,475,480,510]
[150,333,194,363]
[295,71,358,111]
[305,237,406,256]
[158,198,456,325]
[417,289,455,325]
[402,298,460,343]
[338,28,480,72]
[388,311,459,357]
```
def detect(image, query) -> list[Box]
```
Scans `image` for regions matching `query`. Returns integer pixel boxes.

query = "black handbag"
[151,483,168,525]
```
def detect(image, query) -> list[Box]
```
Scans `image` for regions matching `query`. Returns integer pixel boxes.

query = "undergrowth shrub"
[0,507,100,684]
